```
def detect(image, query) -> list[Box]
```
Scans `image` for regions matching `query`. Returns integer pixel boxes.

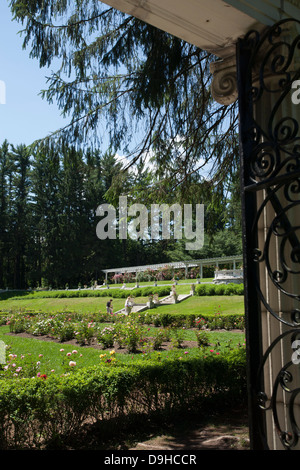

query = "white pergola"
[102,254,243,281]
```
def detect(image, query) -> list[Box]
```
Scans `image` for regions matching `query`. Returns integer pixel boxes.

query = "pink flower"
[69,361,76,367]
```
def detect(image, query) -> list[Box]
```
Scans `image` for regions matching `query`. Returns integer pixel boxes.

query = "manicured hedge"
[132,311,245,329]
[0,283,244,302]
[0,286,171,301]
[0,348,246,449]
[195,283,244,296]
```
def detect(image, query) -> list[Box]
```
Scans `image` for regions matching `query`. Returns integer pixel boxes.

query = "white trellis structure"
[102,255,243,282]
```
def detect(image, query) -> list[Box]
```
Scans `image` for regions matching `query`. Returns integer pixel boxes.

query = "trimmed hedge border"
[0,348,246,449]
[0,283,244,301]
[132,311,245,329]
[0,286,171,300]
[195,283,244,296]
[0,309,244,331]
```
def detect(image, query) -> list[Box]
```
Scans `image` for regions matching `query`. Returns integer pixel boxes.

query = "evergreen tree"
[10,144,32,288]
[31,146,62,287]
[9,1,239,205]
[0,140,14,286]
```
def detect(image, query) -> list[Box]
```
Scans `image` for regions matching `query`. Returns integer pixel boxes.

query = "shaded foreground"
[66,405,250,451]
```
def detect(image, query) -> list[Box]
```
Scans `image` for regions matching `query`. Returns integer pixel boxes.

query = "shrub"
[3,285,172,302]
[195,283,244,296]
[151,329,165,350]
[96,326,116,349]
[7,313,32,334]
[132,311,244,330]
[74,321,95,346]
[170,328,185,349]
[0,347,247,449]
[55,321,75,342]
[195,330,210,348]
[113,320,146,353]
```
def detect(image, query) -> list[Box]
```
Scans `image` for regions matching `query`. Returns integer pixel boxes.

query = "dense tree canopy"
[0,139,241,288]
[9,0,239,202]
[1,2,243,288]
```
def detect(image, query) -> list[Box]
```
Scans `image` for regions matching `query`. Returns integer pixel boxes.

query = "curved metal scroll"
[256,329,300,449]
[237,19,300,450]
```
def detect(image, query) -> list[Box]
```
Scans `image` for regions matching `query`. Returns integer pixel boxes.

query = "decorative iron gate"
[237,19,300,450]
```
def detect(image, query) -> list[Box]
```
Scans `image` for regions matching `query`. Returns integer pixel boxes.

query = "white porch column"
[211,21,300,449]
[250,22,300,450]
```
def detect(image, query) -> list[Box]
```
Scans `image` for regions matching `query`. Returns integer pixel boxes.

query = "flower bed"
[0,301,246,449]
[131,311,245,329]
[0,288,246,449]
[4,310,245,354]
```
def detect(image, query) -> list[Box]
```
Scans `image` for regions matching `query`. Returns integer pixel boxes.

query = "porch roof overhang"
[100,0,297,58]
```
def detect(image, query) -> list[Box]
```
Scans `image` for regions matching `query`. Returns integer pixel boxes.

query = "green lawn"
[0,324,103,375]
[0,286,245,376]
[0,296,126,314]
[152,295,244,316]
[0,322,245,377]
[0,288,244,316]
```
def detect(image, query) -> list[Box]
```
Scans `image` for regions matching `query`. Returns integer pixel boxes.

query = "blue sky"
[0,1,67,146]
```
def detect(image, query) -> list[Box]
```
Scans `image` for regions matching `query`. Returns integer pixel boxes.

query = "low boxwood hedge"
[0,283,244,302]
[0,286,172,301]
[195,283,244,296]
[0,347,246,449]
[132,311,245,329]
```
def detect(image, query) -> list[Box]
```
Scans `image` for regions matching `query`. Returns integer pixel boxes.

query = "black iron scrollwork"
[256,330,300,449]
[242,19,300,185]
[238,19,300,449]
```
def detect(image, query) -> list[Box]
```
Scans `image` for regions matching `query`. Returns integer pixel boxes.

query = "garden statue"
[171,285,178,303]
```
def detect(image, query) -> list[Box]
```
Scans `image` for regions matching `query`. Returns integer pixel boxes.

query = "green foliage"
[96,326,116,349]
[9,1,238,165]
[0,346,246,449]
[133,311,244,330]
[170,327,185,349]
[74,321,95,346]
[195,283,244,296]
[0,299,246,448]
[114,320,146,353]
[0,285,171,301]
[8,1,241,240]
[151,329,165,350]
[195,330,210,348]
